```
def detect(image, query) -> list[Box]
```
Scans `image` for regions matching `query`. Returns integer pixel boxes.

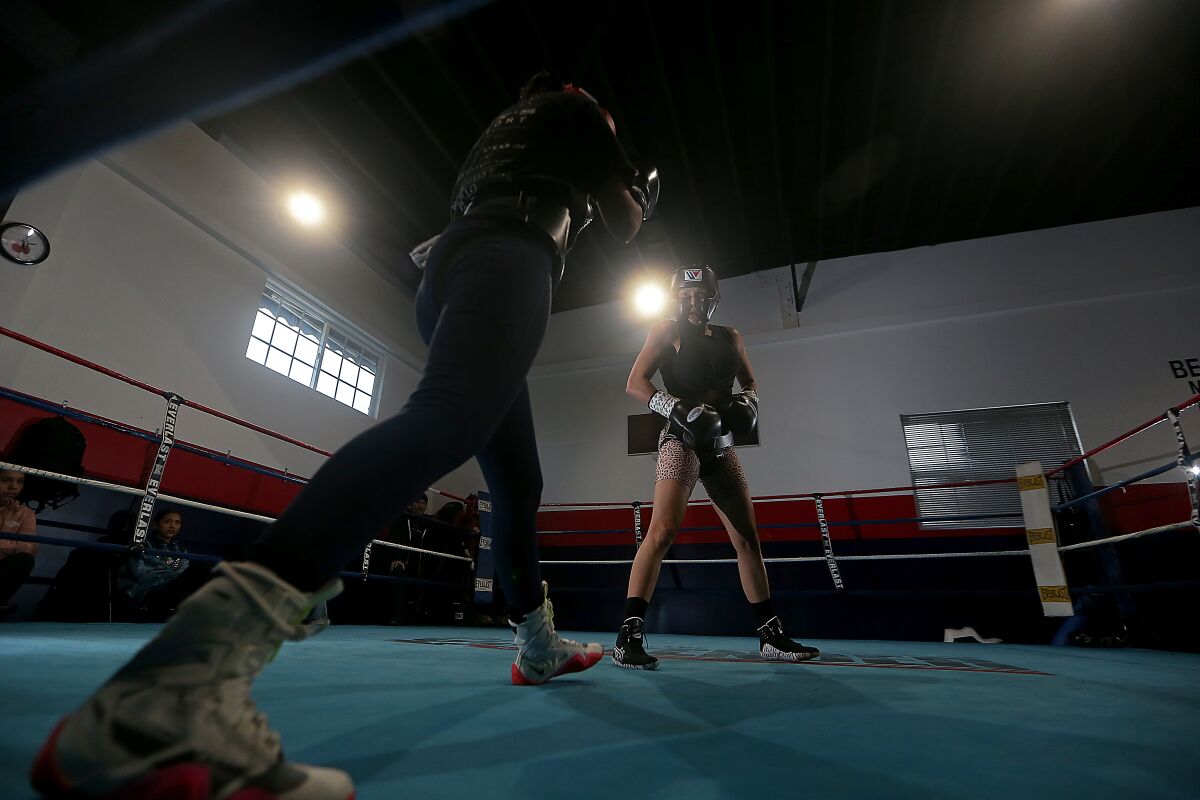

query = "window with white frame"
[901,402,1082,529]
[245,285,383,416]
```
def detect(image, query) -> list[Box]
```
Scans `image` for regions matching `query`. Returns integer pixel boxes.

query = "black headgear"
[669,265,720,326]
[521,72,616,133]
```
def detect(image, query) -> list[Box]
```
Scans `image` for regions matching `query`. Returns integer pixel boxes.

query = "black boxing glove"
[718,389,759,437]
[630,166,660,221]
[649,389,721,449]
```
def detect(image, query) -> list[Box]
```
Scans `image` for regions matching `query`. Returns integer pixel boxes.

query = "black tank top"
[450,91,635,230]
[659,324,740,404]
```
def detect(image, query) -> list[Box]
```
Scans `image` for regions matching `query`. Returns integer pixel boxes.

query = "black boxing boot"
[612,617,659,670]
[758,616,820,662]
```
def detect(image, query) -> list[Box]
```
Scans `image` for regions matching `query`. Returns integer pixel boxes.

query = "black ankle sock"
[624,596,649,622]
[751,598,777,629]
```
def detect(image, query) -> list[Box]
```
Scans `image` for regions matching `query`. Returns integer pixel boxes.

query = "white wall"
[529,207,1200,503]
[3,124,1195,513]
[0,123,484,495]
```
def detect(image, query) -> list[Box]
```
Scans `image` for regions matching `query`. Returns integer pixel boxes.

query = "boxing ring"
[1,325,1198,799]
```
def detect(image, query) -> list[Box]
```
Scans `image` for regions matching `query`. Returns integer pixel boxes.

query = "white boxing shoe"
[944,626,1002,644]
[31,561,354,800]
[511,582,603,685]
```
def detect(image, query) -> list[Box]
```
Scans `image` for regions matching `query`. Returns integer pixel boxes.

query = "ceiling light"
[287,192,325,226]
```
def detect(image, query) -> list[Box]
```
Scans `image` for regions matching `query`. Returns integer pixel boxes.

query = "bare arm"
[626,320,675,405]
[595,174,643,244]
[730,328,757,393]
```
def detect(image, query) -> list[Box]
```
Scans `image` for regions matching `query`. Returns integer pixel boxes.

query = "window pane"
[245,338,268,364]
[265,347,291,375]
[339,358,359,385]
[252,311,275,341]
[271,321,298,353]
[902,403,1080,530]
[289,362,313,386]
[295,334,319,366]
[320,349,342,377]
[249,287,383,416]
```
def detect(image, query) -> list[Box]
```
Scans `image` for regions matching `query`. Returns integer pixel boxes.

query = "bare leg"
[710,485,770,603]
[615,470,692,670]
[704,451,820,661]
[626,478,691,602]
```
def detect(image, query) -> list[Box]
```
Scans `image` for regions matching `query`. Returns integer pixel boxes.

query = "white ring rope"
[539,495,842,512]
[539,550,1031,566]
[0,460,276,523]
[537,488,1024,512]
[1056,522,1196,551]
[539,518,1194,566]
[7,466,1191,569]
[1,460,476,565]
[369,538,473,563]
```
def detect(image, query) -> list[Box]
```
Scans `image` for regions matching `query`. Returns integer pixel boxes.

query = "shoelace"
[217,564,306,641]
[212,678,281,759]
[637,624,649,648]
[543,600,572,647]
[198,565,331,764]
[757,616,784,638]
[623,620,648,647]
[534,598,585,649]
[217,563,340,643]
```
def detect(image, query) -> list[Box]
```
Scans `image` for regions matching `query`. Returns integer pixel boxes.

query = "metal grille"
[901,402,1082,529]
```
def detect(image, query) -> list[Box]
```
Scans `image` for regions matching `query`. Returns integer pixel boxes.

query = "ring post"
[1016,461,1073,616]
[473,492,495,604]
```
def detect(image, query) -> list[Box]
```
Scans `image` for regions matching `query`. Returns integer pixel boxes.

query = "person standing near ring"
[0,469,37,611]
[33,71,658,800]
[612,265,819,669]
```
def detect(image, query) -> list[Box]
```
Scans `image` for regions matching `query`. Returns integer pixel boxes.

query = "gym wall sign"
[1169,359,1200,395]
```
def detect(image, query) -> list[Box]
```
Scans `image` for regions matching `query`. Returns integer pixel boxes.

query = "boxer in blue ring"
[33,72,659,800]
[613,265,819,669]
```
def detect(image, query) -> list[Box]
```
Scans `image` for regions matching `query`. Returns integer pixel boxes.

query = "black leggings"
[248,220,553,616]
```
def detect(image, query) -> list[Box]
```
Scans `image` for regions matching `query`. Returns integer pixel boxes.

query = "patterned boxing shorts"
[655,429,750,498]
